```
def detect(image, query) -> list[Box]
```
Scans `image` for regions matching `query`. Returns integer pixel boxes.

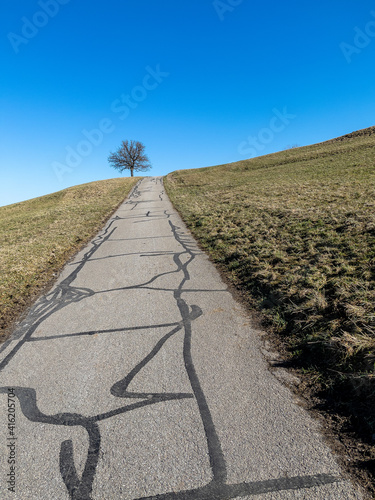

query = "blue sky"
[1,1,375,206]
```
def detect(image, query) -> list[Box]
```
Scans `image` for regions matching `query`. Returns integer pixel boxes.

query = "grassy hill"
[165,127,375,446]
[0,177,138,340]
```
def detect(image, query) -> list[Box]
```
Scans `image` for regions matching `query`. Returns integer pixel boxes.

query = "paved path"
[0,177,363,499]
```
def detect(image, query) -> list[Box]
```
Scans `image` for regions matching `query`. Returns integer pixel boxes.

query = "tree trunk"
[131,168,134,177]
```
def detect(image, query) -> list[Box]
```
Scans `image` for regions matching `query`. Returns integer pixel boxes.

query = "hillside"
[165,127,375,486]
[0,178,138,340]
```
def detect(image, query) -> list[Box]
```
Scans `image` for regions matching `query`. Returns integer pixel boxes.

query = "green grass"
[0,177,138,340]
[165,127,375,435]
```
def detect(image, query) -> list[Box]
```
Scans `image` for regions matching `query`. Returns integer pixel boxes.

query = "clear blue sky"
[1,0,375,206]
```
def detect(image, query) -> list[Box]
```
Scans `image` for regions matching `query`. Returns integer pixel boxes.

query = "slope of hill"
[165,127,375,490]
[0,178,138,340]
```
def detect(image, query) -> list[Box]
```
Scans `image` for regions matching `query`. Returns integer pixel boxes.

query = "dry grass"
[165,127,375,437]
[0,177,138,340]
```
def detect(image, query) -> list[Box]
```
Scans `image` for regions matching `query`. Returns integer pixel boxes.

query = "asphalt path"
[0,177,363,499]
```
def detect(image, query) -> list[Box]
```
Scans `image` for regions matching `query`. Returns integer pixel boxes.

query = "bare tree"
[108,140,151,177]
